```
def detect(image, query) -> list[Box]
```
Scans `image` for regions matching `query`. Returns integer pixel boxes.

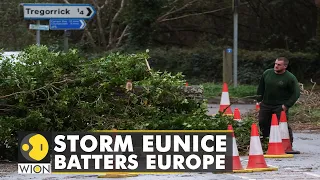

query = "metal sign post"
[36,20,40,46]
[233,0,239,87]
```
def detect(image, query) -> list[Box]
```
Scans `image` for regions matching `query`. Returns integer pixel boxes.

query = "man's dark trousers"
[258,102,293,144]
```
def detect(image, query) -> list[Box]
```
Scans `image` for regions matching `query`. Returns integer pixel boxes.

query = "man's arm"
[284,76,300,109]
[256,73,265,102]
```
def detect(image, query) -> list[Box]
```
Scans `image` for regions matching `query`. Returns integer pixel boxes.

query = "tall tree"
[316,0,320,39]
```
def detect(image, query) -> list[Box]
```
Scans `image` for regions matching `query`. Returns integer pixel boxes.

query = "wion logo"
[18,132,51,174]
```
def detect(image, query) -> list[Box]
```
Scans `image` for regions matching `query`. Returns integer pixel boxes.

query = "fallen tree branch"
[0,79,74,99]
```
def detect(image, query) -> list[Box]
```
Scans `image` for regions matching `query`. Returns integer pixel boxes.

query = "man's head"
[274,57,289,74]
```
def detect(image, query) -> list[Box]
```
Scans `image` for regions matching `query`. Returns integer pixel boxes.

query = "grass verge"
[202,83,257,99]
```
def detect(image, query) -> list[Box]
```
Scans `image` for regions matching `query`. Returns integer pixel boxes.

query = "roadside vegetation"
[289,82,320,130]
[202,83,257,99]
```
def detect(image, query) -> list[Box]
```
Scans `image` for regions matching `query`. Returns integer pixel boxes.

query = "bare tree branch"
[62,0,97,49]
[91,0,107,48]
[101,0,110,10]
[157,0,197,22]
[116,25,129,47]
[0,79,74,99]
[159,6,232,23]
[84,27,97,49]
[91,0,99,8]
[108,0,126,48]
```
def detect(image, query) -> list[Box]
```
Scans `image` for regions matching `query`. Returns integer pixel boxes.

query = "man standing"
[256,57,300,153]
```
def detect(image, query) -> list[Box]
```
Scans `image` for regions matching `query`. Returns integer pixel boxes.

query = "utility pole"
[35,0,40,46]
[36,20,40,46]
[64,30,69,53]
[233,0,239,87]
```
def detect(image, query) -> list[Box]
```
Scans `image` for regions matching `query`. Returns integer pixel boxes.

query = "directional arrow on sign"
[86,7,92,17]
[49,19,86,30]
[22,3,96,20]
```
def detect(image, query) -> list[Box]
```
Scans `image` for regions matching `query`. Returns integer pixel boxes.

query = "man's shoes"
[286,150,300,154]
[285,144,301,154]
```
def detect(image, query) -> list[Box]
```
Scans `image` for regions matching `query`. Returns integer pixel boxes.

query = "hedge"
[148,47,319,84]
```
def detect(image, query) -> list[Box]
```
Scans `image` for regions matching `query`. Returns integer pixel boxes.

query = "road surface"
[207,103,255,116]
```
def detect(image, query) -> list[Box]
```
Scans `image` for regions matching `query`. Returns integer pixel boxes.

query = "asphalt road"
[206,103,256,116]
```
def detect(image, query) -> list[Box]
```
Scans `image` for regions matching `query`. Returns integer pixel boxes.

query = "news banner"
[18,130,233,174]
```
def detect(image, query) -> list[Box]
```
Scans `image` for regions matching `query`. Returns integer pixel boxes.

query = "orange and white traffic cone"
[264,114,293,158]
[228,125,243,171]
[219,83,233,115]
[256,102,260,111]
[246,123,278,172]
[279,111,300,154]
[233,108,242,122]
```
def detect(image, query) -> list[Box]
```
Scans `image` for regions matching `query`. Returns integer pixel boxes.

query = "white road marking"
[304,172,320,178]
[229,174,256,180]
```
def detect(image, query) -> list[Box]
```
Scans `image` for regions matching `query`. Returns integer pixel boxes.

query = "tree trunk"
[108,0,126,49]
[91,0,108,49]
[96,7,108,48]
[316,0,320,38]
[317,6,320,39]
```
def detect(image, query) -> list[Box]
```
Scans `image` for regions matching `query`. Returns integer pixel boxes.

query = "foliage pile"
[1,45,261,161]
[289,81,320,123]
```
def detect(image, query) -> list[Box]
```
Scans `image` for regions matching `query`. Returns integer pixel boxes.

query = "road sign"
[49,19,86,30]
[226,48,232,53]
[22,3,96,20]
[29,24,49,31]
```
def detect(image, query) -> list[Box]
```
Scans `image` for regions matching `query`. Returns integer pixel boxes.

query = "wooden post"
[223,48,233,84]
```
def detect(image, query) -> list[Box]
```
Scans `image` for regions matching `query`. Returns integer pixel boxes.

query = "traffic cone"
[228,125,243,171]
[233,108,242,122]
[219,83,233,115]
[246,123,278,172]
[256,103,260,111]
[221,125,253,173]
[213,125,254,174]
[279,111,300,154]
[264,114,293,158]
